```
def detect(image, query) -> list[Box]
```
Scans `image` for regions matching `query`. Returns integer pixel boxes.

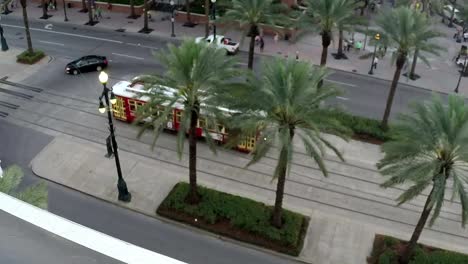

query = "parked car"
[65,55,108,75]
[195,35,240,55]
[443,5,463,24]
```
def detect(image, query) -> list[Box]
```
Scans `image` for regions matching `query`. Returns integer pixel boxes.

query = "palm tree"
[19,0,34,54]
[376,7,442,128]
[220,0,286,69]
[205,0,210,37]
[40,0,50,19]
[0,165,48,209]
[378,95,468,264]
[80,0,88,12]
[223,59,349,228]
[86,0,95,25]
[134,40,240,204]
[129,0,138,19]
[140,0,152,33]
[299,0,361,66]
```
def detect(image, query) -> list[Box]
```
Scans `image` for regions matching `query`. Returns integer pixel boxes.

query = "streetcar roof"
[111,80,240,115]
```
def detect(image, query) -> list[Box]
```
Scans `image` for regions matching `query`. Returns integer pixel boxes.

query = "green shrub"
[159,182,307,255]
[16,50,45,64]
[378,249,397,264]
[410,249,468,264]
[327,110,391,142]
[382,236,399,247]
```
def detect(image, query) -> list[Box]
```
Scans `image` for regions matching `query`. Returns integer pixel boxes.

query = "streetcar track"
[8,104,467,227]
[0,79,43,92]
[2,85,463,217]
[11,112,468,241]
[0,101,19,109]
[0,87,33,99]
[0,111,8,117]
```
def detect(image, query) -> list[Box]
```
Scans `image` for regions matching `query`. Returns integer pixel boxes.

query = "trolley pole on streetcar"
[98,71,132,203]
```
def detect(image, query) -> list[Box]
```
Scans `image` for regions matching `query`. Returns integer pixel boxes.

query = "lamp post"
[211,0,216,39]
[368,33,380,75]
[455,54,467,93]
[98,71,132,203]
[170,0,175,37]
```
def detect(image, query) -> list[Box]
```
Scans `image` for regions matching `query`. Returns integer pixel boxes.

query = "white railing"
[0,192,187,264]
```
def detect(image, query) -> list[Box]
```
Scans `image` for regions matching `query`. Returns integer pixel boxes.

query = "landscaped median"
[367,234,468,264]
[157,182,309,256]
[16,50,45,64]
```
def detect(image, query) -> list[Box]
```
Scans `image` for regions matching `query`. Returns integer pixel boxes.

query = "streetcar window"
[198,118,206,128]
[217,125,225,133]
[175,111,182,122]
[129,100,137,112]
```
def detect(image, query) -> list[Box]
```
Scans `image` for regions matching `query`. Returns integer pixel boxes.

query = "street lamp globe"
[99,71,109,84]
[98,101,106,113]
[110,92,117,105]
[170,0,174,5]
[211,0,216,3]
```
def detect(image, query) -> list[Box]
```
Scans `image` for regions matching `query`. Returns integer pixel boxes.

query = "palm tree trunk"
[21,3,33,54]
[320,30,331,66]
[400,185,436,264]
[129,0,136,18]
[185,0,192,23]
[204,0,209,37]
[409,49,418,80]
[187,108,200,204]
[87,0,94,24]
[247,25,257,70]
[382,53,406,128]
[336,29,344,59]
[142,0,148,30]
[80,0,87,12]
[41,0,48,19]
[272,129,294,228]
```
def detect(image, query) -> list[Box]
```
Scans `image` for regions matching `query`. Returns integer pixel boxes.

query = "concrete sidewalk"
[3,3,468,95]
[0,47,49,82]
[30,133,468,264]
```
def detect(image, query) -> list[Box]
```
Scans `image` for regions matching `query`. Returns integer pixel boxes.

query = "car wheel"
[97,66,102,71]
[73,70,78,75]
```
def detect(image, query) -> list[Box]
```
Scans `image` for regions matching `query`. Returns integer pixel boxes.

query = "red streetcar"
[111,80,257,152]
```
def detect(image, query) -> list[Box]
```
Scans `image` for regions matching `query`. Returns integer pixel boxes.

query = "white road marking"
[44,23,53,30]
[126,43,159,50]
[2,24,123,44]
[325,79,357,87]
[337,96,349,100]
[39,40,65,46]
[111,52,144,60]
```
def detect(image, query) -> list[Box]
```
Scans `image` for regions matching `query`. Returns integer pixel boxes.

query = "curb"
[30,152,313,264]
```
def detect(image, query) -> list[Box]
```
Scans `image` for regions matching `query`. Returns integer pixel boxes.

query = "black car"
[65,55,108,75]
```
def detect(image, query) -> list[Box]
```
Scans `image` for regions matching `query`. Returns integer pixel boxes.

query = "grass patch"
[367,234,468,264]
[157,182,309,256]
[328,110,391,144]
[16,50,45,64]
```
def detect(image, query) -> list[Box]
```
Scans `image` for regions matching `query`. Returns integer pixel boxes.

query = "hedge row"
[106,0,144,6]
[157,182,308,256]
[16,50,45,64]
[329,110,392,143]
[369,235,468,264]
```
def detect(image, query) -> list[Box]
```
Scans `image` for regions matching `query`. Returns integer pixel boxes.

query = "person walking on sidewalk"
[97,6,103,19]
[92,7,98,21]
[372,56,379,70]
[259,36,264,52]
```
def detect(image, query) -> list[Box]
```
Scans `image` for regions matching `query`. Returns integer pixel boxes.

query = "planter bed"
[367,234,468,264]
[16,50,45,64]
[157,182,309,256]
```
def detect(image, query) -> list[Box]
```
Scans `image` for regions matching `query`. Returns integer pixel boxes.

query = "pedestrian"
[259,36,264,52]
[53,0,57,10]
[274,33,279,44]
[355,40,363,52]
[48,0,54,10]
[373,56,379,70]
[0,160,3,178]
[295,50,299,60]
[255,35,260,46]
[107,2,112,10]
[97,6,102,19]
[92,7,98,21]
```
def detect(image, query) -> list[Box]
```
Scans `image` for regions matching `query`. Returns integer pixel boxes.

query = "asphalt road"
[0,120,299,264]
[0,15,441,120]
[0,210,123,264]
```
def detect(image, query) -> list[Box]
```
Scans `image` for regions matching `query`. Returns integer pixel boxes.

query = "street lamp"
[211,0,216,39]
[98,71,132,202]
[62,0,69,22]
[368,33,380,75]
[0,24,8,52]
[170,0,175,37]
